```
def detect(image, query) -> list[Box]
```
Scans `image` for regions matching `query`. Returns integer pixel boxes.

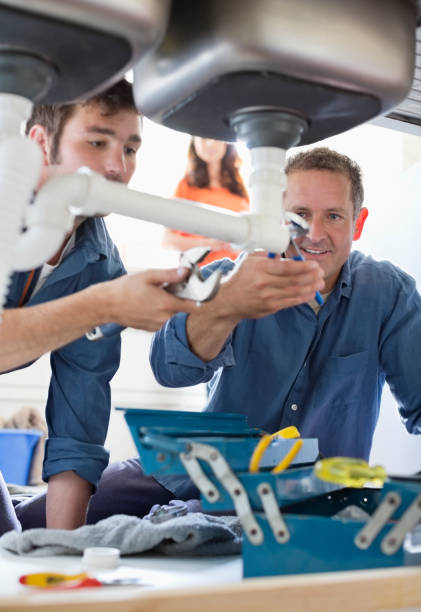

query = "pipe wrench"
[165,246,222,301]
[86,246,222,341]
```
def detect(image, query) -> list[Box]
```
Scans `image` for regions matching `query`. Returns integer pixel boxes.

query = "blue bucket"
[0,429,43,485]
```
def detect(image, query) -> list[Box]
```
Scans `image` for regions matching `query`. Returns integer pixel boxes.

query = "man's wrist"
[83,281,116,326]
[185,288,240,361]
[187,298,239,338]
[203,283,242,327]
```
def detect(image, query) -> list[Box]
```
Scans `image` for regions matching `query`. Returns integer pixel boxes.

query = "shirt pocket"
[318,350,369,399]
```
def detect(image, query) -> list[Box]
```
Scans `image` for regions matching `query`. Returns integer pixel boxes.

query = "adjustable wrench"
[86,246,222,341]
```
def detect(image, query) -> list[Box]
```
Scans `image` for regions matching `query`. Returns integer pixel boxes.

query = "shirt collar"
[75,217,109,261]
[334,253,354,299]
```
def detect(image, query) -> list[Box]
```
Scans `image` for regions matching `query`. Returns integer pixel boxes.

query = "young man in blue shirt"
[0,80,200,533]
[18,146,421,529]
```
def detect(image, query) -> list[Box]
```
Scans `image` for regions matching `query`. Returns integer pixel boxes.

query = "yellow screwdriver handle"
[314,457,387,488]
[20,572,88,587]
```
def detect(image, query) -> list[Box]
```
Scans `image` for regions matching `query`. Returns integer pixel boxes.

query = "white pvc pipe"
[0,135,42,307]
[0,94,33,140]
[0,92,42,310]
[14,173,82,270]
[80,172,252,243]
[77,169,289,253]
[14,168,291,270]
[249,147,288,218]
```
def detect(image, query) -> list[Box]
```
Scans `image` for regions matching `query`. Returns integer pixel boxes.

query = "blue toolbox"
[119,407,421,578]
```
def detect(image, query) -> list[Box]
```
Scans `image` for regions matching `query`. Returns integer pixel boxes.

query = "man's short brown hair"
[285,147,364,218]
[26,79,139,163]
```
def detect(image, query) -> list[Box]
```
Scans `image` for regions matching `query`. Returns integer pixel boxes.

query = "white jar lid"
[82,547,120,569]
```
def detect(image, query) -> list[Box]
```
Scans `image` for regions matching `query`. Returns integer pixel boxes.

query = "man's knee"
[14,493,46,530]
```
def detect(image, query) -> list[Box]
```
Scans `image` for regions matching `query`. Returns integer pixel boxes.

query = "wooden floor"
[1,549,420,612]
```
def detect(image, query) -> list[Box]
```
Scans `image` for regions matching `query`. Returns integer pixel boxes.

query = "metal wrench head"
[178,246,211,269]
[166,246,223,302]
[284,211,309,239]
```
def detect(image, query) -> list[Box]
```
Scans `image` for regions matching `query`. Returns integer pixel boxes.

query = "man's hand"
[217,251,324,322]
[186,251,325,361]
[98,267,198,332]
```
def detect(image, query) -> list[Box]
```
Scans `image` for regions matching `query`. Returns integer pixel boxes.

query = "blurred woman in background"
[161,136,249,266]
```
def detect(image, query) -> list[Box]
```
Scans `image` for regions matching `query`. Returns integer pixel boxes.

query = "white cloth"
[0,513,242,557]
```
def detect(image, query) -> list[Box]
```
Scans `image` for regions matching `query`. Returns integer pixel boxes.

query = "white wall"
[0,118,420,474]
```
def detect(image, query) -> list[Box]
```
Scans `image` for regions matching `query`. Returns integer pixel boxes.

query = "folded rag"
[0,512,242,557]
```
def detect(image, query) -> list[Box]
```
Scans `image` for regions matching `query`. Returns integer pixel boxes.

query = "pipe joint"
[242,214,290,254]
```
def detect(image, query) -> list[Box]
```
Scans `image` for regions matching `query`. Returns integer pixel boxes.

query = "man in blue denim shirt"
[17,146,420,529]
[150,147,421,464]
[0,80,197,533]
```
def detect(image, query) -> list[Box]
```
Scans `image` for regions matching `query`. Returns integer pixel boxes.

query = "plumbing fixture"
[0,0,416,310]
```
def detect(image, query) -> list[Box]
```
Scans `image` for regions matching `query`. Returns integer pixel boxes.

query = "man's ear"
[353,207,368,241]
[27,124,51,166]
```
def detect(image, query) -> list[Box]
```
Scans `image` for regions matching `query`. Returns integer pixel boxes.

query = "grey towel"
[0,512,242,557]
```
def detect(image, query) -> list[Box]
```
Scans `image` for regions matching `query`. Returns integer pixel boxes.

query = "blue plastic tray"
[0,429,43,485]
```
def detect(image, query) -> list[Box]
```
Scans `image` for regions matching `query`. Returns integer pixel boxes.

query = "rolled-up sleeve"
[42,331,121,488]
[150,312,236,387]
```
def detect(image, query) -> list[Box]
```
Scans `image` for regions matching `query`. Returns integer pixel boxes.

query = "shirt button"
[291,403,298,411]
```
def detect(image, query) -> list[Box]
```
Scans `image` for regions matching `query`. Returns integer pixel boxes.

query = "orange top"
[169,177,249,265]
